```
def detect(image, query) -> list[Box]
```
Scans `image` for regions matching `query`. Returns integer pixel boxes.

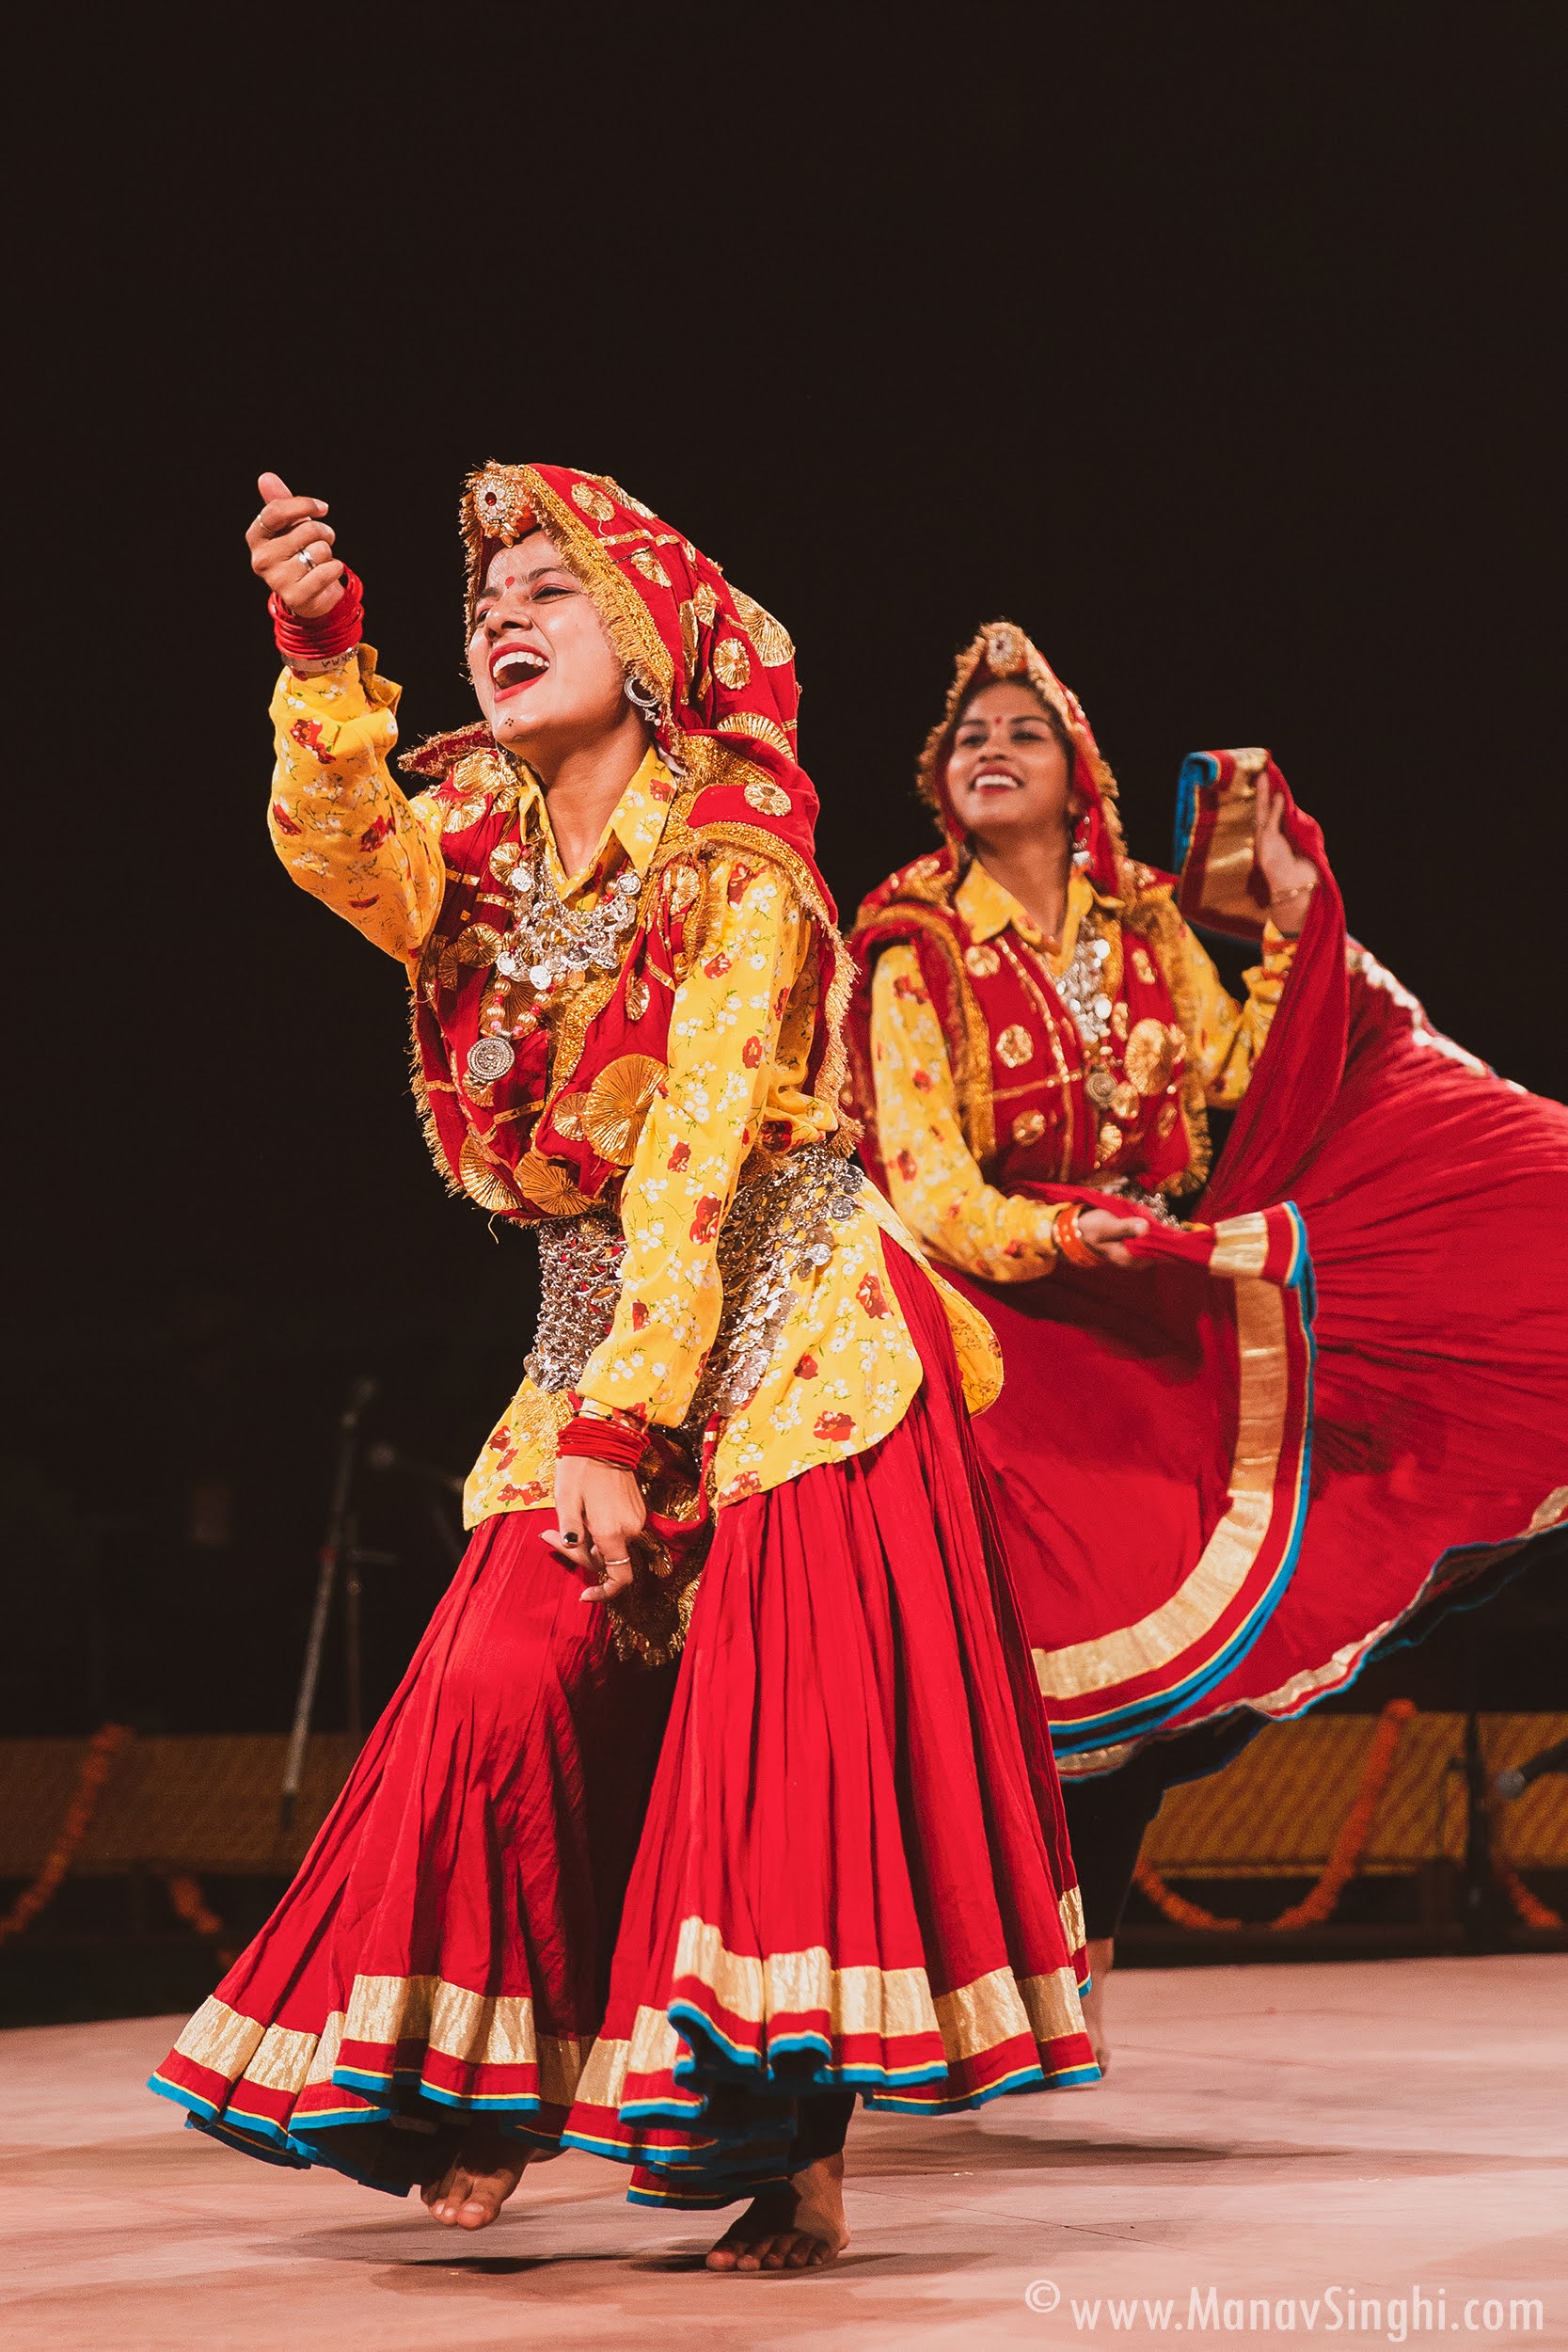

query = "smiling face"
[945,679,1077,847]
[467,531,644,767]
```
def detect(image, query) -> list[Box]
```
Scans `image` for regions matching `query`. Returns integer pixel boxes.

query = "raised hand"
[1254,772,1318,933]
[246,470,346,621]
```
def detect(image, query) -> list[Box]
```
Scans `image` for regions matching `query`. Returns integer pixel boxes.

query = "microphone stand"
[280,1375,377,1830]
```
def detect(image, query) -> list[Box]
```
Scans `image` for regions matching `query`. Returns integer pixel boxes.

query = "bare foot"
[705,2151,849,2272]
[420,2126,532,2230]
[1081,1935,1115,2075]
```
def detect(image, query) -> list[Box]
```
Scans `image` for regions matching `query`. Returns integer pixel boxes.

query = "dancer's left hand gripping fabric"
[150,464,1099,2274]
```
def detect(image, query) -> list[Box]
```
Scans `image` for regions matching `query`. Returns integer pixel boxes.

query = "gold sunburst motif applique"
[631,548,672,586]
[1125,1016,1180,1096]
[728,588,794,667]
[715,711,793,756]
[579,1055,667,1165]
[964,944,1000,977]
[743,779,792,817]
[512,1152,598,1215]
[459,1136,523,1212]
[1111,1080,1141,1122]
[692,580,719,626]
[995,1023,1035,1069]
[550,1094,587,1141]
[713,637,752,691]
[1011,1110,1046,1145]
[570,481,616,522]
[455,922,502,968]
[441,795,489,834]
[594,474,657,519]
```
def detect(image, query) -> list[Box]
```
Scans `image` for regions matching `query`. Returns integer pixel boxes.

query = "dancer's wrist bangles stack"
[1053,1202,1105,1270]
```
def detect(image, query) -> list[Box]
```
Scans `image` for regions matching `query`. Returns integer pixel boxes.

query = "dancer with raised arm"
[847,621,1568,2063]
[151,483,1097,2272]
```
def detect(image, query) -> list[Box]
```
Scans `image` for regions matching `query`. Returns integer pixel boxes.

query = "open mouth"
[490,643,549,698]
[970,767,1024,792]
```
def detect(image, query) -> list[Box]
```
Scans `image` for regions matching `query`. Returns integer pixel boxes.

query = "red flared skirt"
[957,952,1568,1766]
[564,1243,1096,2208]
[150,1245,1094,2203]
[150,1514,675,2191]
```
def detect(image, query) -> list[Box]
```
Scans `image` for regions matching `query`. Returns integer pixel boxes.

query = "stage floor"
[6,1956,1566,2350]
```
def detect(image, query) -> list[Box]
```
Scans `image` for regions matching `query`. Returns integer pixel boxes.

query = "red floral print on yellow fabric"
[289,718,334,760]
[857,1273,890,1320]
[814,1411,856,1441]
[689,1196,722,1244]
[668,1141,691,1172]
[272,803,303,836]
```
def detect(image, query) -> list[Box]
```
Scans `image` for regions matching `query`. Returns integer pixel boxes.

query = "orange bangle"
[1053,1202,1103,1270]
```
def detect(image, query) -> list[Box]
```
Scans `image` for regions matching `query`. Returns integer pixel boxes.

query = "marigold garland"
[1489,1822,1565,1931]
[0,1724,135,1947]
[1132,1699,1417,1933]
[163,1871,237,1966]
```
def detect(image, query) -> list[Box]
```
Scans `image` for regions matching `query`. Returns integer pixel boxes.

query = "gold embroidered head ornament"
[919,620,1130,898]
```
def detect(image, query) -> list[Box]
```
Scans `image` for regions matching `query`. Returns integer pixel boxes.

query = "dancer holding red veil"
[151,483,1096,2270]
[847,621,1568,2058]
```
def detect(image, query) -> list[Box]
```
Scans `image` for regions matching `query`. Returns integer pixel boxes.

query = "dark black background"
[7,8,1562,1735]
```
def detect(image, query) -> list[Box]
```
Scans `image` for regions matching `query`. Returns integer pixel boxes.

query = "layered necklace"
[464,843,643,1088]
[1052,917,1117,1053]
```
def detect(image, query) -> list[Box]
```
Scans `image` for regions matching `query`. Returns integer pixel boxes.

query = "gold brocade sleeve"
[576,856,822,1429]
[266,647,446,975]
[869,946,1061,1281]
[1165,918,1297,1109]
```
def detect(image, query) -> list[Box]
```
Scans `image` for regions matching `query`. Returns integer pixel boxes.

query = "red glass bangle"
[1053,1202,1103,1271]
[556,1415,648,1469]
[269,567,364,664]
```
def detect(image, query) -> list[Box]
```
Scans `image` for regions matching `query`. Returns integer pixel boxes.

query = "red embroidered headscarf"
[426,460,836,920]
[396,462,858,1232]
[918,620,1131,899]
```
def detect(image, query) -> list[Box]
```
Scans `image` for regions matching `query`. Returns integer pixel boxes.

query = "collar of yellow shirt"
[955,857,1122,968]
[511,743,675,898]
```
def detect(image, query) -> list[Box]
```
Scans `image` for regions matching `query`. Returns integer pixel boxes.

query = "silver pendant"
[467,1036,516,1085]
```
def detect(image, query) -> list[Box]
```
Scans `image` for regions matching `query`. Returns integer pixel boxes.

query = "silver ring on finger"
[600,1556,632,1567]
[297,546,318,569]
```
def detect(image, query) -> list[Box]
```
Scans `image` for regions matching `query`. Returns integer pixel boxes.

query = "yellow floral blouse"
[268,650,1001,1521]
[869,859,1296,1282]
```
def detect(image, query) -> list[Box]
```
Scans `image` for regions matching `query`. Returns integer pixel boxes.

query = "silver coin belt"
[522,1144,865,1430]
